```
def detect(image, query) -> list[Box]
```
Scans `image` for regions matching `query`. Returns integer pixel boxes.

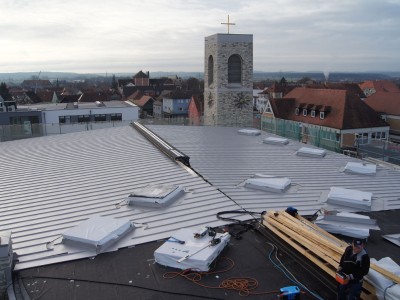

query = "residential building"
[359,80,400,97]
[20,79,53,91]
[162,90,192,118]
[262,87,389,151]
[364,91,400,143]
[130,95,155,118]
[133,70,150,86]
[188,93,204,125]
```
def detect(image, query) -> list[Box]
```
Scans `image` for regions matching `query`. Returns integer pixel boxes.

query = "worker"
[337,239,370,300]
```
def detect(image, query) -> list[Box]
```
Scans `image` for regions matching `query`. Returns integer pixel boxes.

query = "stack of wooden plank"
[262,210,400,299]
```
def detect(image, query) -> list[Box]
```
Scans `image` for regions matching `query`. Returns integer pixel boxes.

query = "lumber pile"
[262,210,400,300]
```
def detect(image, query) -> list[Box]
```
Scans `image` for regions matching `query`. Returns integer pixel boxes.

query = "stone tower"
[204,33,253,126]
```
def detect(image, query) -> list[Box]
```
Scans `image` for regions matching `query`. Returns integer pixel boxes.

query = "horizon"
[1,0,399,74]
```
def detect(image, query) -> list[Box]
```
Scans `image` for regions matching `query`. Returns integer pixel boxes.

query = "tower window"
[228,54,242,83]
[208,55,214,86]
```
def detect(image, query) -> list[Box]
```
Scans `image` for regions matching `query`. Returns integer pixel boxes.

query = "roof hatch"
[62,216,134,253]
[238,129,261,136]
[327,187,372,210]
[344,162,376,175]
[127,184,184,208]
[296,147,326,158]
[263,137,289,145]
[244,175,291,193]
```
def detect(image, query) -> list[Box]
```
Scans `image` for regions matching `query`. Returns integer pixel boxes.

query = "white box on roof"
[238,129,261,136]
[62,216,134,252]
[154,228,230,272]
[127,184,184,208]
[297,147,326,158]
[244,176,291,193]
[344,162,376,175]
[327,187,372,210]
[263,137,289,145]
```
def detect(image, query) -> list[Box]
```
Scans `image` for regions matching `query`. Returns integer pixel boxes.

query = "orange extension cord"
[163,257,280,296]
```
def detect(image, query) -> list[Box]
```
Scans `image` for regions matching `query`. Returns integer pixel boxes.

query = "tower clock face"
[234,92,250,109]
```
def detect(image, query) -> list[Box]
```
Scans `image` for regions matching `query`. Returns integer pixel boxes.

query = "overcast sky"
[1,0,399,74]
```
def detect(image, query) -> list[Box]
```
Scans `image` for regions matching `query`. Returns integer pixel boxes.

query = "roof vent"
[127,184,184,208]
[296,147,326,158]
[327,187,372,210]
[344,162,376,175]
[62,216,134,253]
[238,129,261,136]
[154,228,230,271]
[263,137,289,145]
[245,175,291,193]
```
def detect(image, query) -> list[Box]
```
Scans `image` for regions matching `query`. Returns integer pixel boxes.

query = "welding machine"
[278,286,300,300]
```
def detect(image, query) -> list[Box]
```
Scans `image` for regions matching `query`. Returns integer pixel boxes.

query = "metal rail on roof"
[131,122,191,167]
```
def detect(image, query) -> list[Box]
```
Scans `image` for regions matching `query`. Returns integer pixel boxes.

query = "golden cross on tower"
[221,15,235,34]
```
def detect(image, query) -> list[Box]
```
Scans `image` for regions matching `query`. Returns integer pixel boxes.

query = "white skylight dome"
[296,147,326,158]
[263,137,289,145]
[238,129,261,136]
[62,216,134,253]
[344,162,376,175]
[327,187,372,210]
[127,184,184,208]
[244,175,291,193]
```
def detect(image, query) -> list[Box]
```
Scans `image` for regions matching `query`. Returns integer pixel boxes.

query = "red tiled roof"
[359,80,400,93]
[305,83,366,98]
[127,90,142,100]
[133,96,154,107]
[272,87,388,130]
[364,92,400,116]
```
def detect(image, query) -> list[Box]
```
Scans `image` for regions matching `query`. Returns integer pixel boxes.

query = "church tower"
[204,33,253,126]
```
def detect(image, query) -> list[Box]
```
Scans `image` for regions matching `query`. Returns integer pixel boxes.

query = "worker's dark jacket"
[339,246,370,282]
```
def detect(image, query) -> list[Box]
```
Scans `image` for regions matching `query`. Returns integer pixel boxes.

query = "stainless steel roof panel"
[0,126,242,270]
[148,125,400,214]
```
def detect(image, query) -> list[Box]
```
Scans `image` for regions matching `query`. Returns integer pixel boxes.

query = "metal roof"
[0,126,242,270]
[3,124,400,272]
[147,125,400,214]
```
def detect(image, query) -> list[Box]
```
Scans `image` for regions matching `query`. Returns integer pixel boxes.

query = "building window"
[228,54,242,83]
[295,108,299,115]
[110,113,122,121]
[303,109,307,116]
[59,116,66,124]
[78,115,90,123]
[320,112,325,119]
[311,110,316,117]
[357,133,369,145]
[94,114,106,122]
[208,55,214,86]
